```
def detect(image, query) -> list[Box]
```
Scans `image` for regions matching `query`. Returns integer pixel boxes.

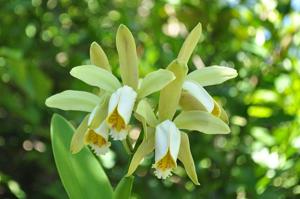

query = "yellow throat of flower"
[155,150,176,171]
[107,107,126,132]
[84,129,107,147]
[212,101,221,117]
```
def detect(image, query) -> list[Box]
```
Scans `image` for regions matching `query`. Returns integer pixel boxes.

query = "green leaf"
[186,66,238,86]
[174,111,230,134]
[178,132,200,185]
[177,23,202,65]
[158,59,188,121]
[90,42,111,71]
[113,176,134,199]
[45,90,100,112]
[116,24,139,90]
[51,114,113,199]
[138,69,175,98]
[70,65,121,92]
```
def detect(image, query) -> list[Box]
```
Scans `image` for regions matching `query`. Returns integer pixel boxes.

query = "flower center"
[156,150,176,171]
[107,107,126,132]
[85,129,107,147]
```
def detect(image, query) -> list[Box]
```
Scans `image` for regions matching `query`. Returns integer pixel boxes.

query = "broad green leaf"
[177,23,202,65]
[116,24,139,90]
[113,176,134,199]
[88,95,109,129]
[178,132,199,185]
[70,65,121,92]
[174,111,230,134]
[186,66,238,86]
[51,114,113,199]
[158,60,188,121]
[135,99,158,127]
[138,69,175,98]
[45,90,100,112]
[90,42,111,71]
[70,114,89,154]
[126,128,155,176]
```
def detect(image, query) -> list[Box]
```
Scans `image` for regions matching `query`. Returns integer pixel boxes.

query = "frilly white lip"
[153,120,181,179]
[85,122,111,156]
[106,85,137,140]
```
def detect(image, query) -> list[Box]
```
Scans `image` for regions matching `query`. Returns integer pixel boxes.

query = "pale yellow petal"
[178,132,200,185]
[90,42,111,71]
[116,24,139,90]
[138,69,175,98]
[158,60,188,121]
[177,23,202,65]
[135,99,158,127]
[126,128,155,176]
[186,66,238,86]
[70,115,89,154]
[174,111,230,134]
[88,95,109,129]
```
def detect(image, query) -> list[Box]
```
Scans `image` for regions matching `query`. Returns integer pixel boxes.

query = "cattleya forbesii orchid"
[46,24,175,155]
[126,23,237,184]
[46,23,237,186]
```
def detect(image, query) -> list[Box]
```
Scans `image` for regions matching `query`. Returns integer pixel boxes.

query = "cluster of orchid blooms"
[46,23,237,185]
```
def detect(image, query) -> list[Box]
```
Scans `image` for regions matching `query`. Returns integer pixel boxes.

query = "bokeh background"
[1,0,300,198]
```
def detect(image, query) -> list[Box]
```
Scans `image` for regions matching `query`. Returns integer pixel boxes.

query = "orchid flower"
[45,24,175,155]
[126,23,237,184]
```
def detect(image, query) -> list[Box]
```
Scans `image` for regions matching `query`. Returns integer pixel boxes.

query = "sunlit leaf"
[113,176,134,199]
[51,114,113,199]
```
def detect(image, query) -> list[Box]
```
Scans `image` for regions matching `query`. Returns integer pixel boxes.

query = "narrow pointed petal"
[178,132,200,185]
[116,24,139,90]
[88,95,109,129]
[45,90,100,112]
[117,86,137,124]
[174,111,230,134]
[70,65,121,92]
[158,60,188,121]
[135,99,158,127]
[219,104,229,124]
[177,23,202,65]
[70,115,89,154]
[138,69,175,98]
[187,66,238,86]
[182,80,214,112]
[90,42,111,71]
[126,128,155,176]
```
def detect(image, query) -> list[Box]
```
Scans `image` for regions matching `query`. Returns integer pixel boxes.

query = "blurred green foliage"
[1,0,300,198]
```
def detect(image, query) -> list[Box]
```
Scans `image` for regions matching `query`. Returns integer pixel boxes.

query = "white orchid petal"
[155,120,180,162]
[94,121,110,139]
[182,80,214,112]
[117,86,137,124]
[110,128,128,140]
